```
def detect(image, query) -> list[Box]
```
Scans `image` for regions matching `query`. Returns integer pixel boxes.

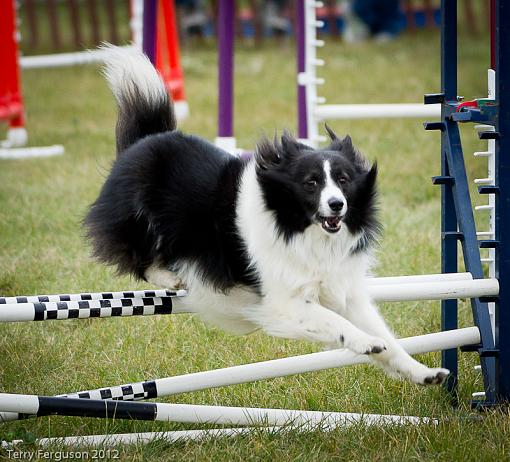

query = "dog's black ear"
[280,130,301,159]
[352,160,378,210]
[339,134,358,163]
[342,134,353,149]
[326,126,354,156]
[325,123,338,141]
[364,160,378,188]
[255,136,280,170]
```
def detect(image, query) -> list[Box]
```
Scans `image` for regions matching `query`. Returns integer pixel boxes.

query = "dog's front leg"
[246,296,387,355]
[338,291,450,385]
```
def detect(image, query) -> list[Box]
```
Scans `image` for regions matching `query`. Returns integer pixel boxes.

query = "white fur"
[101,44,167,108]
[155,160,448,385]
[319,160,347,217]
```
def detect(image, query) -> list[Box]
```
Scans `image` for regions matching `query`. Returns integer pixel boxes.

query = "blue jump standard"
[423,0,509,407]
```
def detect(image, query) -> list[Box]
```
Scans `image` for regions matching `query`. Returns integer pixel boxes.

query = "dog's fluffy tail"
[101,44,176,155]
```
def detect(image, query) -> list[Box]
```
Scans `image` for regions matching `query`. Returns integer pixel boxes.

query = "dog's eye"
[304,179,317,190]
[338,176,349,185]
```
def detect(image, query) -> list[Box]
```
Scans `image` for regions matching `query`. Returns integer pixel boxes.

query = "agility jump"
[0,277,498,323]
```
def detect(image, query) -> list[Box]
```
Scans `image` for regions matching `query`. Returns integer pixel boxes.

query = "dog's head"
[255,126,379,246]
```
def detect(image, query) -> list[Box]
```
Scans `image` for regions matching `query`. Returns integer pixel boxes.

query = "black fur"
[85,130,259,291]
[115,85,176,155]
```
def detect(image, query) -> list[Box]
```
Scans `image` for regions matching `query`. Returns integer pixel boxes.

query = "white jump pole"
[314,103,441,121]
[153,404,432,427]
[369,278,498,302]
[20,50,110,69]
[370,272,472,286]
[93,327,479,398]
[5,428,273,448]
[0,146,64,160]
[19,46,136,70]
[171,406,431,427]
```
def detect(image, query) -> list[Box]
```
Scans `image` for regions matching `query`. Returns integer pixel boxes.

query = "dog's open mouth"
[318,215,342,233]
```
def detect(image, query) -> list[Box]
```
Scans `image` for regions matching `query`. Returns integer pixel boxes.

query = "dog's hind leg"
[338,291,450,385]
[145,265,187,289]
[245,296,387,356]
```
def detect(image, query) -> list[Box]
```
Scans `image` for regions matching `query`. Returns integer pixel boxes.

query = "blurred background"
[15,0,488,52]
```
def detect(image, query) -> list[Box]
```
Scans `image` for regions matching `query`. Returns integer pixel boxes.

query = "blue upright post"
[440,0,459,399]
[495,0,510,402]
[425,0,498,406]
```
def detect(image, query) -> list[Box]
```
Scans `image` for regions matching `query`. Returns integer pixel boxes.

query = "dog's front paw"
[345,336,387,355]
[411,367,450,386]
[170,277,187,290]
[145,267,187,290]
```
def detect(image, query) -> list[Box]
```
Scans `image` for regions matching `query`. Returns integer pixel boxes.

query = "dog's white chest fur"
[236,161,368,306]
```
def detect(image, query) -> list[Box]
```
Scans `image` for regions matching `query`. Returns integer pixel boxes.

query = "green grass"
[1,28,508,461]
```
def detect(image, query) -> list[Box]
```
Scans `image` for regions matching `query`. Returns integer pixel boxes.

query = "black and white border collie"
[85,46,448,385]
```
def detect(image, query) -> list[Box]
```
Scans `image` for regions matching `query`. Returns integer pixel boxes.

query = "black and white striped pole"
[0,290,189,322]
[0,392,434,427]
[0,289,184,304]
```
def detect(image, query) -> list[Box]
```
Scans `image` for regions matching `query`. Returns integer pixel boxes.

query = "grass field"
[1,28,509,461]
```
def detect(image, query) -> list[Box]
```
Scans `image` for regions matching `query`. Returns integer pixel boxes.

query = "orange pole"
[156,0,186,102]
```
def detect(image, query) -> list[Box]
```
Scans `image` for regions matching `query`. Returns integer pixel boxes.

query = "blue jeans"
[352,0,403,36]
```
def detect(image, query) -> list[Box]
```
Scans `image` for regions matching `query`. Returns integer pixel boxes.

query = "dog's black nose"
[328,198,344,212]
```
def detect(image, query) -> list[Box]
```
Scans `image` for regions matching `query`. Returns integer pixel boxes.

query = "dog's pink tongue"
[327,216,340,226]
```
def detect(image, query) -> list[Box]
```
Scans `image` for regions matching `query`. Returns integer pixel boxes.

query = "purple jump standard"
[142,0,157,64]
[296,0,308,139]
[217,0,235,138]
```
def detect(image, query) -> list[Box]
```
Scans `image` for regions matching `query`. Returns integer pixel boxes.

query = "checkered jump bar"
[0,288,186,304]
[0,296,179,322]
